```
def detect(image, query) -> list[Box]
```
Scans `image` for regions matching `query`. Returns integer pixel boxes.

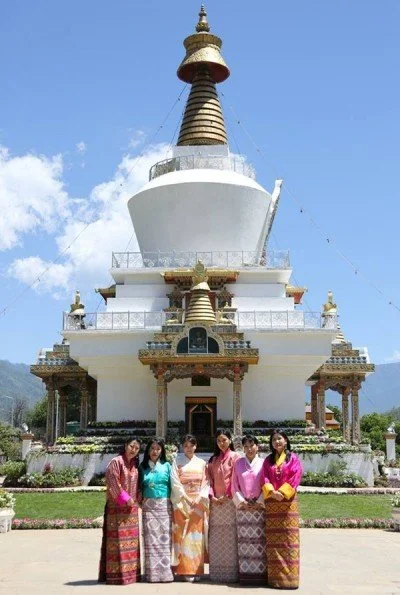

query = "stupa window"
[176,327,220,355]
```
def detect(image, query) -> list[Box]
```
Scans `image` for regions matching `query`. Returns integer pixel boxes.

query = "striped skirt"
[142,498,173,583]
[236,506,267,585]
[98,502,140,585]
[265,498,300,589]
[209,499,238,583]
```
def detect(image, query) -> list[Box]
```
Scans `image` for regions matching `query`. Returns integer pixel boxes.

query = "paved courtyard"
[0,529,399,594]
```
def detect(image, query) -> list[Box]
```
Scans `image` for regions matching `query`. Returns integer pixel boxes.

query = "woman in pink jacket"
[260,429,303,589]
[206,429,240,583]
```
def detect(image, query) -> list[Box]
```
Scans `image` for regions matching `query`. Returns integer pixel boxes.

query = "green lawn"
[14,492,106,519]
[298,494,392,519]
[13,492,393,520]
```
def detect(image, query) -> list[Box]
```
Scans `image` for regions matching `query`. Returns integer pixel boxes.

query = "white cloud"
[128,130,146,150]
[0,146,70,251]
[385,351,400,363]
[8,256,73,297]
[7,142,171,299]
[76,141,87,155]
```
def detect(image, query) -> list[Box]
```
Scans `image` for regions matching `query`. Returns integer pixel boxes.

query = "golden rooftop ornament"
[177,5,229,146]
[185,261,216,323]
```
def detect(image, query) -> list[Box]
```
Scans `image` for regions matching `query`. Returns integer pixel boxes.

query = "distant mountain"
[0,359,399,418]
[360,362,400,414]
[0,360,45,410]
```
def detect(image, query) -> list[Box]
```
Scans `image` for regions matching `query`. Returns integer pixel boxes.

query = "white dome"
[128,168,272,255]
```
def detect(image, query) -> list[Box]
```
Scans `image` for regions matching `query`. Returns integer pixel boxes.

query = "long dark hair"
[120,436,141,467]
[242,434,259,446]
[140,437,167,470]
[181,434,197,446]
[209,428,235,462]
[268,429,292,464]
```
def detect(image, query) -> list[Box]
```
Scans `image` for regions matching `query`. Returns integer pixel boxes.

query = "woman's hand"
[271,491,284,501]
[126,498,135,507]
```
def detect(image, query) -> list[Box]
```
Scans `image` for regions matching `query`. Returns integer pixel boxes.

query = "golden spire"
[185,262,216,323]
[177,6,229,146]
[333,323,346,345]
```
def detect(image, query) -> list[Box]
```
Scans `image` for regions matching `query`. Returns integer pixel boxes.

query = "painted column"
[46,386,56,444]
[316,384,326,430]
[351,387,360,444]
[341,387,350,443]
[80,387,89,431]
[58,391,68,438]
[233,369,243,436]
[156,371,168,438]
[310,384,318,426]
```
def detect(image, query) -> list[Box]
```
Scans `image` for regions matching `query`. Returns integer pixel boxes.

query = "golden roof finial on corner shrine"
[323,290,337,314]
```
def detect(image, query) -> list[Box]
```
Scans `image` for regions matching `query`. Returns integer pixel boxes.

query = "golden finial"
[192,261,209,289]
[185,261,216,323]
[70,290,85,314]
[196,4,210,32]
[177,7,229,84]
[176,7,229,145]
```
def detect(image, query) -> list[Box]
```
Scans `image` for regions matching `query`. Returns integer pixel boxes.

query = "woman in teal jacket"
[139,437,173,582]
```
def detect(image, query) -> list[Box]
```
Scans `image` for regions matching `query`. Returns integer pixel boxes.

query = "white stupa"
[62,7,337,443]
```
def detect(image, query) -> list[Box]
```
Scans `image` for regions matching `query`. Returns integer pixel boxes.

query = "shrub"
[374,476,389,488]
[0,488,16,509]
[88,473,106,486]
[0,460,26,486]
[301,470,367,488]
[391,494,400,508]
[17,467,83,488]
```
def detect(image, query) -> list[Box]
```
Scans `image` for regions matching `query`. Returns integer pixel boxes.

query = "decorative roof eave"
[318,363,375,373]
[138,350,259,366]
[162,269,239,285]
[95,284,116,302]
[30,364,87,379]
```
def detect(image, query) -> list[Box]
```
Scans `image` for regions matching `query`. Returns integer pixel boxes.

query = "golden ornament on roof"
[177,6,229,146]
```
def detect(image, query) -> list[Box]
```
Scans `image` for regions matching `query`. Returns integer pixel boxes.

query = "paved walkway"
[0,529,400,594]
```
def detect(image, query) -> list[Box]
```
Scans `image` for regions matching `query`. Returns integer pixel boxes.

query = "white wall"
[27,451,374,486]
[106,297,169,312]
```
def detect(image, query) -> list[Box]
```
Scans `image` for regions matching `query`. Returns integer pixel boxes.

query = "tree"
[12,397,29,428]
[0,421,20,460]
[360,412,400,452]
[26,397,47,430]
[327,403,342,425]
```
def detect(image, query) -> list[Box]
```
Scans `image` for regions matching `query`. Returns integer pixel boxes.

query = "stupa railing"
[149,154,256,181]
[63,311,334,331]
[111,250,290,270]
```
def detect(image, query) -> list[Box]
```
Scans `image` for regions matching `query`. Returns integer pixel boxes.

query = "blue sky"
[0,0,399,367]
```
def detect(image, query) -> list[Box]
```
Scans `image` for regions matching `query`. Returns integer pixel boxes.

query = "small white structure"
[385,426,397,462]
[0,509,14,533]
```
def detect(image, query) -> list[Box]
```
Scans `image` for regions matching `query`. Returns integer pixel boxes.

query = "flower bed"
[10,516,396,530]
[299,518,395,529]
[12,517,103,530]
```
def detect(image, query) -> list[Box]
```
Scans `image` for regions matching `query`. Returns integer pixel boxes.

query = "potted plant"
[0,489,16,533]
[391,494,400,530]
